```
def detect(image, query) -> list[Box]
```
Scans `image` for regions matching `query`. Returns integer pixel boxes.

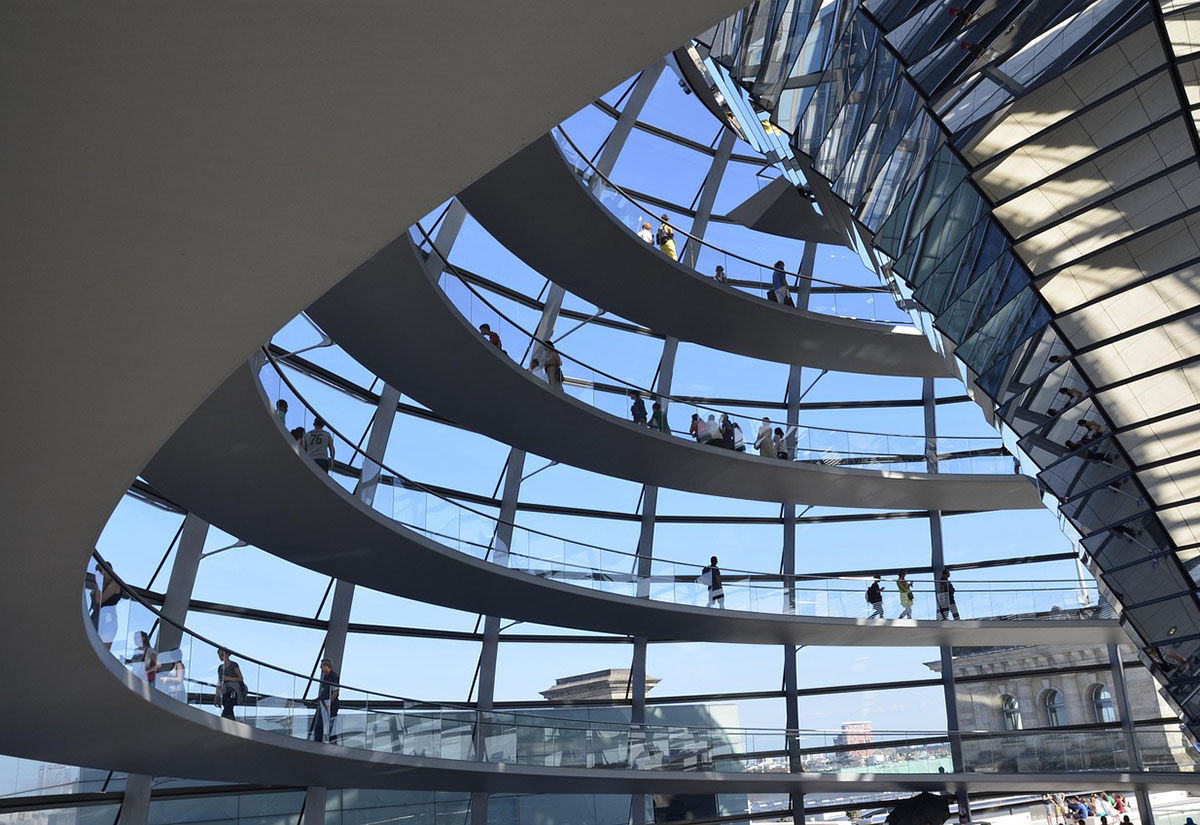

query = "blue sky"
[91,67,1086,741]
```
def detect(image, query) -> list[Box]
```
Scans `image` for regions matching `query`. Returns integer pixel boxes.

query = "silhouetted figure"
[702,556,724,608]
[630,391,647,426]
[656,214,676,260]
[866,575,884,619]
[311,658,340,743]
[216,648,245,720]
[304,417,335,473]
[936,569,960,620]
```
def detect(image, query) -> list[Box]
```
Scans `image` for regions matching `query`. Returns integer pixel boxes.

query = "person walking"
[769,260,793,305]
[656,214,677,261]
[755,417,773,457]
[215,648,245,720]
[304,418,335,473]
[866,575,884,619]
[896,571,914,619]
[689,413,702,442]
[936,569,960,620]
[542,344,564,392]
[311,658,340,743]
[630,391,647,426]
[732,421,745,452]
[649,402,669,433]
[274,399,288,426]
[638,221,654,244]
[702,556,725,608]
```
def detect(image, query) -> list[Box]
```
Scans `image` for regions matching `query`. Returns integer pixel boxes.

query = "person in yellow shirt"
[896,571,914,619]
[656,214,676,260]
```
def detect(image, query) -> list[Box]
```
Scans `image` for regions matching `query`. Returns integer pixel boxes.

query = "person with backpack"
[629,391,647,426]
[656,214,676,260]
[866,575,884,619]
[542,344,564,392]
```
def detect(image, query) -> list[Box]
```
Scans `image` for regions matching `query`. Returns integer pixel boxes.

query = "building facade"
[929,643,1193,773]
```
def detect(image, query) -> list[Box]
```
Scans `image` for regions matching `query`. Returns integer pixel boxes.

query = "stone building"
[927,642,1192,773]
[539,669,661,703]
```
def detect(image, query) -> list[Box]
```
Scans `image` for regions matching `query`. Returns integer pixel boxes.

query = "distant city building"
[835,721,875,762]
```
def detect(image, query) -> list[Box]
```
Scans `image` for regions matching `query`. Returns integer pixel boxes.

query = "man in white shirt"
[530,358,548,382]
[304,417,335,473]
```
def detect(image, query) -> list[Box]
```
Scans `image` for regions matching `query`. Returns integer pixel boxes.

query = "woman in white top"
[128,631,157,684]
[638,222,654,243]
[773,427,789,460]
[529,358,548,382]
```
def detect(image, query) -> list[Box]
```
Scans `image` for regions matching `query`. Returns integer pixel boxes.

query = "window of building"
[1044,689,1066,727]
[1093,684,1116,723]
[1002,694,1022,731]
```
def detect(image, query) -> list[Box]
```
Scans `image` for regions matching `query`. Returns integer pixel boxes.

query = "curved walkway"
[458,134,952,377]
[1,0,755,783]
[306,234,1041,510]
[140,360,1118,647]
[65,632,1200,795]
[65,563,1190,796]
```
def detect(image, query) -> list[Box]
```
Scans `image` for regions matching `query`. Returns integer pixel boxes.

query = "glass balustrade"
[260,358,1105,623]
[549,128,909,326]
[87,560,1191,776]
[408,229,1011,476]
